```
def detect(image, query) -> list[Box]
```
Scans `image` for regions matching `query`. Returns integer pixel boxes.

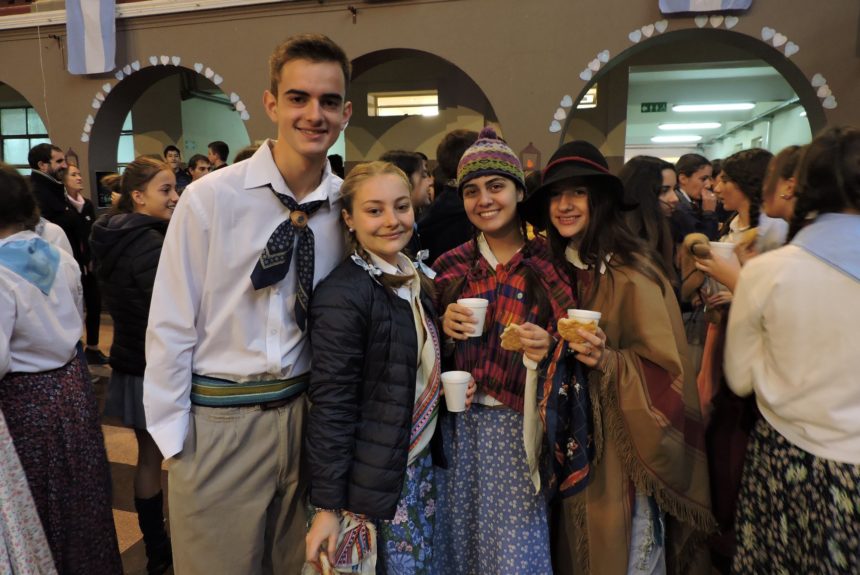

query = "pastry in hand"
[500,323,524,352]
[558,317,597,345]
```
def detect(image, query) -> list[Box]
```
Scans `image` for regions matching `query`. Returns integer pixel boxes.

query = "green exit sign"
[641,102,667,113]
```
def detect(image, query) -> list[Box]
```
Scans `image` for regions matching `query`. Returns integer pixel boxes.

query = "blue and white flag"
[66,0,116,75]
[659,0,752,13]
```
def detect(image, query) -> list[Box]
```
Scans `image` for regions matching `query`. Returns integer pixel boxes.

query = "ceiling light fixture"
[672,103,755,112]
[651,135,702,143]
[659,122,721,130]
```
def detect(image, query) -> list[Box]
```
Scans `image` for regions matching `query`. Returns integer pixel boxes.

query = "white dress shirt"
[0,231,83,378]
[144,142,345,458]
[725,244,860,464]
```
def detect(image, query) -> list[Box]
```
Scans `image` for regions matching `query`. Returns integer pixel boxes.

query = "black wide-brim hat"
[520,140,636,231]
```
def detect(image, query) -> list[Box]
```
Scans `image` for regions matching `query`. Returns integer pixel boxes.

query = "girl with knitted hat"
[432,127,581,573]
[520,140,715,574]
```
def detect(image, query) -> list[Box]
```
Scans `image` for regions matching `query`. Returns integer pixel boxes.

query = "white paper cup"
[566,309,602,344]
[457,298,489,337]
[440,371,471,412]
[709,241,736,260]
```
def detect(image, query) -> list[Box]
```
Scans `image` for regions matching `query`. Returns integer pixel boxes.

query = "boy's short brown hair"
[269,34,351,98]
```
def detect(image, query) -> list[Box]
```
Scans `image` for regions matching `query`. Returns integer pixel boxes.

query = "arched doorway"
[0,81,52,172]
[89,64,250,205]
[346,48,498,170]
[562,28,821,168]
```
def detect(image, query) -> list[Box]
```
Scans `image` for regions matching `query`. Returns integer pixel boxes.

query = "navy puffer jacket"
[306,256,439,519]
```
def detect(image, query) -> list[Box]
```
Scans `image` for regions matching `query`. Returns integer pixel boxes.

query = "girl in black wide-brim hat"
[521,140,716,574]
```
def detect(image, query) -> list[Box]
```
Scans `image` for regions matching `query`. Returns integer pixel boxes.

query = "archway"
[0,81,52,172]
[560,27,822,168]
[346,48,498,170]
[89,64,251,205]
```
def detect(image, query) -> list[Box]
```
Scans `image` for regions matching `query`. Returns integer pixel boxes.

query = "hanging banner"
[659,0,752,13]
[66,0,116,75]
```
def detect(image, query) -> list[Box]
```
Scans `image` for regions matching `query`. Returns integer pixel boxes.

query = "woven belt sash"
[190,372,310,407]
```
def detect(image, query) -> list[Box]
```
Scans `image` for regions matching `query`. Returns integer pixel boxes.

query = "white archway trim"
[547,15,837,134]
[80,56,250,143]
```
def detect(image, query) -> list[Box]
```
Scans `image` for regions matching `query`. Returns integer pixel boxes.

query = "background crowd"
[1,33,858,575]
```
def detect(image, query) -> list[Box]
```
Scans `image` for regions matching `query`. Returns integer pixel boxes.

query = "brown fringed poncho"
[554,257,716,575]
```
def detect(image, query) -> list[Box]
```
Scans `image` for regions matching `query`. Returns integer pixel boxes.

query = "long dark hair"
[619,156,676,282]
[545,177,668,306]
[789,126,860,239]
[718,148,773,236]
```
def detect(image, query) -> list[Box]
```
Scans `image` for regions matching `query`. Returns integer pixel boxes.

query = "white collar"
[243,139,341,207]
[476,233,523,268]
[565,243,610,274]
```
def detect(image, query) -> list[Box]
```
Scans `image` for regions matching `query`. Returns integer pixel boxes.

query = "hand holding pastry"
[515,322,552,363]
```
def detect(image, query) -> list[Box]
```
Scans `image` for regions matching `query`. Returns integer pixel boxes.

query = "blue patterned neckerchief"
[792,213,860,282]
[0,236,61,295]
[250,183,326,331]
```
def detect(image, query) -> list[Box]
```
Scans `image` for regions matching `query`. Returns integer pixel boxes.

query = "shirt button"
[516,292,523,300]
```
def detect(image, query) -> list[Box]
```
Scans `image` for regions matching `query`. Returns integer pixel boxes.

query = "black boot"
[135,491,173,575]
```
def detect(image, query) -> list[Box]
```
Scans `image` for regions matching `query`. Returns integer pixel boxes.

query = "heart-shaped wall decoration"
[629,29,642,43]
[194,63,204,73]
[641,24,655,37]
[784,42,799,57]
[655,20,668,33]
[549,120,562,133]
[811,73,827,87]
[761,27,775,41]
[710,15,724,28]
[580,69,593,81]
[149,56,158,66]
[554,108,567,121]
[171,56,181,66]
[817,85,832,98]
[695,15,708,28]
[598,50,610,63]
[560,95,573,108]
[822,95,837,109]
[725,16,739,29]
[772,33,787,47]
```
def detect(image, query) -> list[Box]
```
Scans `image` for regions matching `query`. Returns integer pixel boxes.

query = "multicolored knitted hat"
[456,127,525,192]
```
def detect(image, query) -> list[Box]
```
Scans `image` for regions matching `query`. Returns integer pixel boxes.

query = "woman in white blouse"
[0,163,121,574]
[725,127,860,574]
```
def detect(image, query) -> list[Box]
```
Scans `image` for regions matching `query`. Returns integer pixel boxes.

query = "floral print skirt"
[0,357,121,574]
[434,405,552,575]
[377,447,436,574]
[0,408,57,574]
[734,417,860,574]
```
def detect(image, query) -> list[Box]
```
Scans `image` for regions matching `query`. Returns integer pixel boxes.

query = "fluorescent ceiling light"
[659,122,721,130]
[651,135,702,143]
[672,103,755,112]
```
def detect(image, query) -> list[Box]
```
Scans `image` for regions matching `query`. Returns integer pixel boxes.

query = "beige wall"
[0,0,857,199]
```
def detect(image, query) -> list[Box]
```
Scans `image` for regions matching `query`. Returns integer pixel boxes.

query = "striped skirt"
[0,356,121,574]
[734,417,860,574]
[434,405,552,575]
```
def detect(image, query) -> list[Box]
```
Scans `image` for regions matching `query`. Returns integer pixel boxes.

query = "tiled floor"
[89,315,172,575]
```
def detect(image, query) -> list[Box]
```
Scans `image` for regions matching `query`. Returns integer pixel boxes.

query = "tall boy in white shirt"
[144,34,352,574]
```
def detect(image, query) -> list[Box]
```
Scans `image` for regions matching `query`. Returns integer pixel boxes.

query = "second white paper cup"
[709,241,736,260]
[440,371,471,412]
[458,298,489,337]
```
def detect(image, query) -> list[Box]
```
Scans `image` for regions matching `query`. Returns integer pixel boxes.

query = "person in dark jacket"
[416,129,478,265]
[58,165,108,365]
[305,161,474,574]
[90,156,178,575]
[28,143,69,223]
